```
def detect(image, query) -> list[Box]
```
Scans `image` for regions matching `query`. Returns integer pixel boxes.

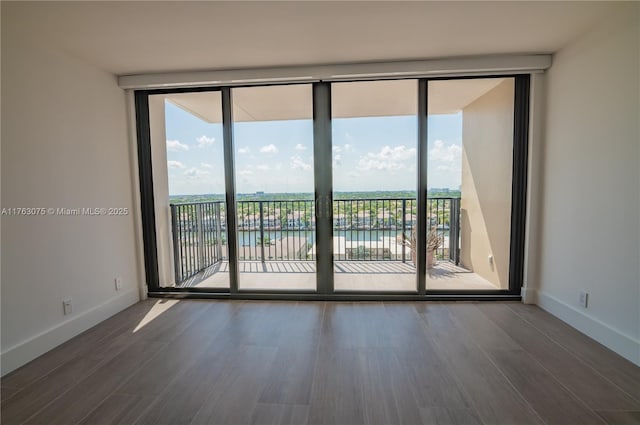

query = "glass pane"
[232,84,316,291]
[426,78,514,290]
[331,80,418,292]
[149,91,229,289]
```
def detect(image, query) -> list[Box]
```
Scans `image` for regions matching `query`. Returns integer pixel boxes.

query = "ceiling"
[2,1,620,76]
[164,78,507,122]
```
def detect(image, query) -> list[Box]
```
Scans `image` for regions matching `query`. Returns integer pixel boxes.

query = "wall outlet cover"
[579,291,589,308]
[63,299,73,315]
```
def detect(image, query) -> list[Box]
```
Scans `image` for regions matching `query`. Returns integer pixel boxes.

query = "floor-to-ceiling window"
[147,90,230,290]
[426,78,516,291]
[331,80,419,292]
[231,84,316,291]
[135,75,529,299]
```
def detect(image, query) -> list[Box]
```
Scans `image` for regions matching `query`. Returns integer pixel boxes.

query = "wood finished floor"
[1,300,639,425]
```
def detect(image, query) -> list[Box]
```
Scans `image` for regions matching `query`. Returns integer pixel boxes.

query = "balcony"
[169,198,497,291]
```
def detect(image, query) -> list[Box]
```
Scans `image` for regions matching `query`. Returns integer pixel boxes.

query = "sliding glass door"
[330,80,419,292]
[231,85,316,291]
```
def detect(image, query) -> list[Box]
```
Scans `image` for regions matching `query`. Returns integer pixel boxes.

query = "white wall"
[1,9,141,374]
[537,4,640,364]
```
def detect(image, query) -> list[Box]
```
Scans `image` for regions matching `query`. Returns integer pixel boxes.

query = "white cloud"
[429,140,462,162]
[294,143,307,151]
[333,154,342,167]
[167,160,185,169]
[167,139,189,152]
[184,167,211,178]
[196,135,215,148]
[200,163,213,169]
[358,145,416,171]
[238,169,253,176]
[260,144,278,154]
[333,144,354,154]
[238,147,251,154]
[290,155,312,171]
[256,164,270,171]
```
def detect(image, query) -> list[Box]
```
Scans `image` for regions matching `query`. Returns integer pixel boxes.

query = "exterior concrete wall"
[460,79,514,289]
[149,96,175,287]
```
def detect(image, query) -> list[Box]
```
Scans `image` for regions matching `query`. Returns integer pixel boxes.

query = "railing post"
[170,204,181,285]
[450,198,461,265]
[401,199,406,263]
[259,200,265,262]
[215,203,223,262]
[196,203,204,272]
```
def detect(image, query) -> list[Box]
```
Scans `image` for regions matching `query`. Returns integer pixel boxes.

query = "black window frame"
[134,74,530,301]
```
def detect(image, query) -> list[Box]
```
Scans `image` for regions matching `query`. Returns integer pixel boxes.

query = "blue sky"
[164,101,463,196]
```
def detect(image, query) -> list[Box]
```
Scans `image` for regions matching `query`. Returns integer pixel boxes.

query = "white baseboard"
[536,290,640,366]
[1,288,139,376]
[521,286,538,304]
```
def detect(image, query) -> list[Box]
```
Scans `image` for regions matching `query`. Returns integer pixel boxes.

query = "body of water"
[235,229,449,246]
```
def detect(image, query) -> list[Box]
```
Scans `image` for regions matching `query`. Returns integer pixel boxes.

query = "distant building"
[265,215,281,230]
[404,213,416,228]
[376,210,396,229]
[242,214,260,230]
[333,214,348,229]
[353,211,372,229]
[286,211,305,229]
[201,214,217,231]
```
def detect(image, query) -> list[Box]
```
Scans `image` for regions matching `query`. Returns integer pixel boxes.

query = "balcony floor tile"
[177,261,498,291]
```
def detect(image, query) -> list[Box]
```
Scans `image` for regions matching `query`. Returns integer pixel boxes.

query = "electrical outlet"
[579,291,589,308]
[488,255,494,265]
[63,299,73,315]
[115,277,122,291]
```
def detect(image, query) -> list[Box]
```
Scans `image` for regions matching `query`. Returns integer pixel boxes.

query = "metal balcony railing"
[170,197,461,284]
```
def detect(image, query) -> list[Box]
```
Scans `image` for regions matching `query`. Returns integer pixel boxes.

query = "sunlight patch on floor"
[133,299,180,333]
